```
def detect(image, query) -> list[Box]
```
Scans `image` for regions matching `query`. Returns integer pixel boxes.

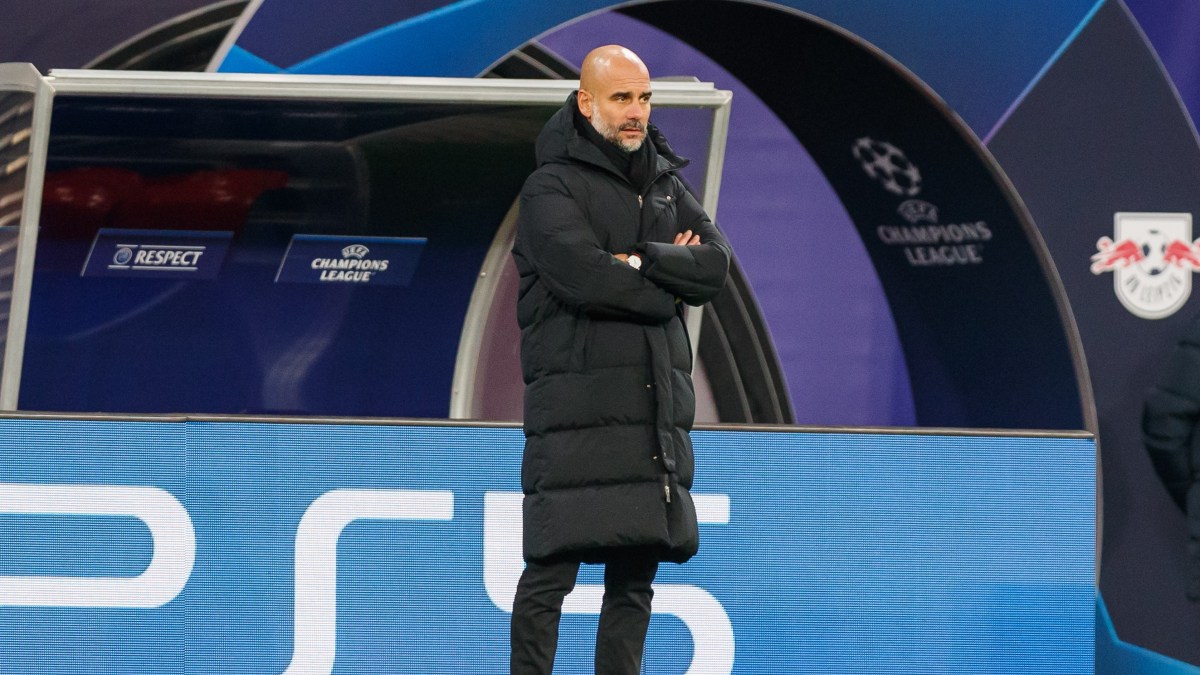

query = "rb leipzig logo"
[1091,212,1198,319]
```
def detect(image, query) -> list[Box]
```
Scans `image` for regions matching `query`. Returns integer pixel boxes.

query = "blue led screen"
[0,418,1094,673]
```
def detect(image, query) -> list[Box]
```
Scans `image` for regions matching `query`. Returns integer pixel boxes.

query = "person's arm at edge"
[1144,334,1200,511]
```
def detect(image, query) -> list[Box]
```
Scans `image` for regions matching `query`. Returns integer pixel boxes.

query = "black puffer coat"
[1144,313,1200,601]
[513,93,731,563]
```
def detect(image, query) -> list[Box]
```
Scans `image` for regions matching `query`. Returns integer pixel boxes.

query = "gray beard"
[591,104,644,153]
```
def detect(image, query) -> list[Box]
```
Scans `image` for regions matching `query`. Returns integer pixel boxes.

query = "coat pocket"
[646,192,679,240]
[569,315,591,372]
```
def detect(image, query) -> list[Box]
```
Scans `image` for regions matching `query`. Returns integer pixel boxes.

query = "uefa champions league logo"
[1091,212,1199,319]
[897,199,938,224]
[852,137,922,197]
[342,244,370,259]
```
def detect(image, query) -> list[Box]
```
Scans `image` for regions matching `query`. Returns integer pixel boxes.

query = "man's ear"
[576,90,592,120]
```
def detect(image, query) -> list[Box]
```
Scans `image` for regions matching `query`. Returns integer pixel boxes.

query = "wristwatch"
[628,254,642,271]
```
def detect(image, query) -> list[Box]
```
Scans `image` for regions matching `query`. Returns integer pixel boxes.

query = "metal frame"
[0,409,1095,438]
[0,66,733,412]
[42,68,732,107]
[0,64,51,411]
[449,200,521,420]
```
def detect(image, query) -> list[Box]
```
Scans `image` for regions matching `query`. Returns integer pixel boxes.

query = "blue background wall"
[3,0,1200,669]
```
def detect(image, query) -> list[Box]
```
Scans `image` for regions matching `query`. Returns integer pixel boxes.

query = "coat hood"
[535,92,690,178]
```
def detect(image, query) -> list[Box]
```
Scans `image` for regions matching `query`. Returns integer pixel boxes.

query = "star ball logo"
[850,137,994,268]
[1091,212,1199,319]
[852,137,922,197]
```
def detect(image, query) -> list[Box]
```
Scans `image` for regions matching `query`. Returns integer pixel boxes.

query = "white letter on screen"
[484,491,735,674]
[283,488,454,675]
[0,482,195,608]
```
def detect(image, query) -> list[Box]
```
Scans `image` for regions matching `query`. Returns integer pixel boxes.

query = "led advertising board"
[0,418,1093,673]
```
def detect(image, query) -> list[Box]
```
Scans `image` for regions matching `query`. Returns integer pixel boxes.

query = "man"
[509,45,732,674]
[1144,312,1200,602]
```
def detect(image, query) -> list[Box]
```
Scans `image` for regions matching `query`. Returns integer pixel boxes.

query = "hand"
[673,229,701,246]
[613,253,629,262]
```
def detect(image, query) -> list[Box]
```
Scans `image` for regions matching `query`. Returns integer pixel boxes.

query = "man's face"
[581,59,652,153]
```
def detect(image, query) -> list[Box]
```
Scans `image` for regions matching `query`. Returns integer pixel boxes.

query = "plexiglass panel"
[21,93,556,416]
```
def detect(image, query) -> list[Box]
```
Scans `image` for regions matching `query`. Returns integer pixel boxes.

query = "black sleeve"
[634,179,731,306]
[516,171,677,323]
[1143,329,1200,511]
[1144,387,1198,511]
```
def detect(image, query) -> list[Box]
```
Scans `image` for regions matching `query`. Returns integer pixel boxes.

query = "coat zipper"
[663,476,671,503]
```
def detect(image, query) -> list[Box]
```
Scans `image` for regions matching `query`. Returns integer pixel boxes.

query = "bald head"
[577,45,652,152]
[579,45,649,92]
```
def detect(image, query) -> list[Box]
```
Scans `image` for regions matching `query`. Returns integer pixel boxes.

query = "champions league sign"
[275,234,426,286]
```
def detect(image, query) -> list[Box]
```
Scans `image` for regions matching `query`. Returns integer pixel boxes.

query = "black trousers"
[510,550,659,674]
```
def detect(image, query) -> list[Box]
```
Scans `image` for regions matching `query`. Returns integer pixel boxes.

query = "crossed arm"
[614,228,701,263]
[516,172,731,321]
[628,186,731,306]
